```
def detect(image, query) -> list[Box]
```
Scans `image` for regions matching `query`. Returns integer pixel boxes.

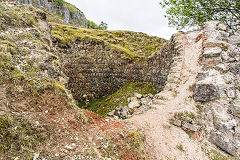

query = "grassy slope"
[51,22,168,58]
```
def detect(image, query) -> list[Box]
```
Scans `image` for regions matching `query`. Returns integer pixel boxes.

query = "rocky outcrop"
[194,21,240,158]
[11,0,88,28]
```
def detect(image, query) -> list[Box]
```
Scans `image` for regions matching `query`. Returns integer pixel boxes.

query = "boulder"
[229,35,240,45]
[194,84,219,102]
[182,123,200,132]
[213,119,237,132]
[107,110,115,117]
[172,119,182,127]
[210,132,237,156]
[141,98,151,106]
[128,99,140,109]
[134,93,143,99]
[114,106,129,119]
[231,105,240,118]
[197,72,209,81]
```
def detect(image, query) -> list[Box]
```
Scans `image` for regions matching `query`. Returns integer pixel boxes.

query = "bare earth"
[127,31,209,160]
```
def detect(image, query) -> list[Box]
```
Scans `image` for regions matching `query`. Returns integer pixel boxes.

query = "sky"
[64,0,178,40]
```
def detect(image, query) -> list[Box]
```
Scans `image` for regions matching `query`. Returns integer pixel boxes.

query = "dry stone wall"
[56,37,180,102]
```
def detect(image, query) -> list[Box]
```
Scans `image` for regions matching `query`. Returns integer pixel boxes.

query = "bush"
[87,20,108,30]
[87,20,100,29]
[53,0,65,6]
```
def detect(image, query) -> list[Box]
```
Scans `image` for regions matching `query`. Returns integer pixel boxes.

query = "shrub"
[87,20,100,29]
[53,0,65,6]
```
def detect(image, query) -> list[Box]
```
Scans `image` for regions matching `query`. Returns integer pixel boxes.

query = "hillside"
[0,1,170,159]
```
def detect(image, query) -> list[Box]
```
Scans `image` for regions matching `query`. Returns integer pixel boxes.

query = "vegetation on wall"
[51,22,168,58]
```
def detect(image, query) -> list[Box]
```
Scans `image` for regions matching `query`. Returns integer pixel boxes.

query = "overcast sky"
[65,0,178,40]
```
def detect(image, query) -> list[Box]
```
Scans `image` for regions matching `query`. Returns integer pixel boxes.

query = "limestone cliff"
[11,0,88,28]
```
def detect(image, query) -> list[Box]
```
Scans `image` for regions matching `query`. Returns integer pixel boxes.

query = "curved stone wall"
[56,35,180,102]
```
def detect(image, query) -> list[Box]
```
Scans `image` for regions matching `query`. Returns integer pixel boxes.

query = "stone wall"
[193,21,240,158]
[56,37,180,102]
[12,0,88,28]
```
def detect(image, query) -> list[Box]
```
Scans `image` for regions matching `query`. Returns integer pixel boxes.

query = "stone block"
[210,132,237,156]
[182,123,200,132]
[229,35,240,45]
[203,47,222,58]
[134,93,143,99]
[128,99,140,109]
[194,84,219,102]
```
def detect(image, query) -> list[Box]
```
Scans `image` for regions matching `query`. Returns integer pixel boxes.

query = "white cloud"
[65,0,178,39]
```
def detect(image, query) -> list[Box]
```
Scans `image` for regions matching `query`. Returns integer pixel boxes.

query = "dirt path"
[127,31,208,160]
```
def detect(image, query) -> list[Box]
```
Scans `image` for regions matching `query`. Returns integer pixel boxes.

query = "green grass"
[50,22,168,58]
[0,115,48,159]
[54,13,64,20]
[78,82,157,117]
[0,4,40,30]
[173,111,197,123]
[177,144,185,152]
[206,149,236,160]
[53,0,65,6]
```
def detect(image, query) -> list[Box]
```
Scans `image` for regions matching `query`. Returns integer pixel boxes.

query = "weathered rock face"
[12,0,88,28]
[194,21,240,158]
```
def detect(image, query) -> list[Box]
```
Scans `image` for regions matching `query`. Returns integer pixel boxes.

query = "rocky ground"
[126,30,208,160]
[125,21,240,160]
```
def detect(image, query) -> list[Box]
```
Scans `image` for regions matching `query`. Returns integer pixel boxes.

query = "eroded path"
[127,31,208,160]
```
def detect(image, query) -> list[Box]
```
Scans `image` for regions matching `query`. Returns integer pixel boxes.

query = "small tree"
[99,21,108,30]
[160,0,240,30]
[87,20,108,30]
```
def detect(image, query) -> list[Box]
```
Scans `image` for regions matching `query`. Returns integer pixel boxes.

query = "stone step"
[203,47,222,58]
